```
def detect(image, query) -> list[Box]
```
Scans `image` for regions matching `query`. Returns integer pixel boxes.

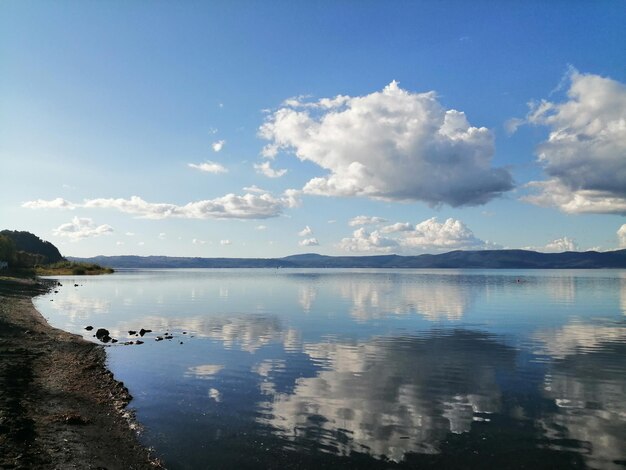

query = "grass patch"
[34,261,114,276]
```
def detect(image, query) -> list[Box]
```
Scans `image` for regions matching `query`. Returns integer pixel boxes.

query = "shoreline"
[0,278,162,469]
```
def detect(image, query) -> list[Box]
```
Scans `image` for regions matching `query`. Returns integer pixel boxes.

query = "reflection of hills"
[537,332,626,470]
[257,330,516,461]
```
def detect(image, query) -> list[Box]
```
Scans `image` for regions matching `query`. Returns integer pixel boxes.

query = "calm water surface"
[35,269,626,469]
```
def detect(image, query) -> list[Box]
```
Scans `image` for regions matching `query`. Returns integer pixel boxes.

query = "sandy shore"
[0,278,162,469]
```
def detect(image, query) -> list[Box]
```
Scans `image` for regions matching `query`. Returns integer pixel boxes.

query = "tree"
[0,234,16,263]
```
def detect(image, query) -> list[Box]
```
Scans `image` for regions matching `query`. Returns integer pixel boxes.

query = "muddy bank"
[0,278,162,469]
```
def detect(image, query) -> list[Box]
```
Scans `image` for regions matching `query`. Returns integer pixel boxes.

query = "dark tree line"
[0,230,64,265]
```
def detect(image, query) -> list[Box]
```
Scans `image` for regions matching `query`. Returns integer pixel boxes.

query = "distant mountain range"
[68,249,626,269]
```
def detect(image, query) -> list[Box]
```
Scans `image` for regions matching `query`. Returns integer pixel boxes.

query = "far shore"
[0,276,161,469]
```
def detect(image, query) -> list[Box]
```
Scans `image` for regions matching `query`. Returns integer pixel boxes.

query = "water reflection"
[335,276,474,321]
[33,269,626,468]
[540,344,626,469]
[257,331,515,461]
[621,273,626,315]
[110,314,302,353]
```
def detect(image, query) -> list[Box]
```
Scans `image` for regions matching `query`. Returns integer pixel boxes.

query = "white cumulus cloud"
[192,238,207,245]
[220,239,231,246]
[338,228,399,253]
[52,217,113,241]
[519,70,626,214]
[212,140,225,152]
[542,237,579,253]
[298,225,313,237]
[299,238,319,247]
[260,81,513,206]
[381,222,413,233]
[23,191,299,220]
[188,161,228,174]
[254,161,287,178]
[339,217,495,253]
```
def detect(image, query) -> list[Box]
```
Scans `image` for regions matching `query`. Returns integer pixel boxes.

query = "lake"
[35,269,626,469]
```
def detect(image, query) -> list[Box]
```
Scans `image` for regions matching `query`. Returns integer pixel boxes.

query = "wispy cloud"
[23,191,300,220]
[188,161,228,174]
[348,216,387,227]
[22,197,76,210]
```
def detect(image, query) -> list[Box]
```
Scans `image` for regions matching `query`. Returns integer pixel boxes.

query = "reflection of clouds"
[545,276,576,304]
[258,331,515,461]
[45,290,111,321]
[110,314,301,353]
[209,388,221,402]
[621,273,626,315]
[539,339,626,469]
[298,285,317,313]
[533,322,626,359]
[186,364,224,378]
[336,277,471,321]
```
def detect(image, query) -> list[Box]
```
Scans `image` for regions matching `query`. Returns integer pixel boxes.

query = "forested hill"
[0,230,64,263]
[69,249,626,269]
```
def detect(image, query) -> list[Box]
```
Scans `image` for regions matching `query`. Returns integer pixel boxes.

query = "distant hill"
[68,249,626,269]
[0,230,64,264]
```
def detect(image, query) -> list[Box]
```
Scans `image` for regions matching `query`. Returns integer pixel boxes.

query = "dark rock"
[57,282,62,286]
[128,330,137,335]
[135,340,144,345]
[101,335,112,343]
[95,328,110,340]
[111,339,118,343]
[182,332,187,334]
[74,284,79,287]
[164,335,173,340]
[139,328,152,337]
[155,336,163,341]
[179,341,183,345]
[85,326,93,331]
[54,290,58,293]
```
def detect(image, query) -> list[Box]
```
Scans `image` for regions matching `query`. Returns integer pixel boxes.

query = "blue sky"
[2,1,625,257]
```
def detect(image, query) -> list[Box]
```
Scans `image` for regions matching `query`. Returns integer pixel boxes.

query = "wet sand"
[0,278,162,469]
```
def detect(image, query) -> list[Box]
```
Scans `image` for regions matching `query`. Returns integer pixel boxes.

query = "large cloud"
[259,81,513,206]
[338,217,495,253]
[23,191,299,220]
[52,217,113,241]
[521,71,626,214]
